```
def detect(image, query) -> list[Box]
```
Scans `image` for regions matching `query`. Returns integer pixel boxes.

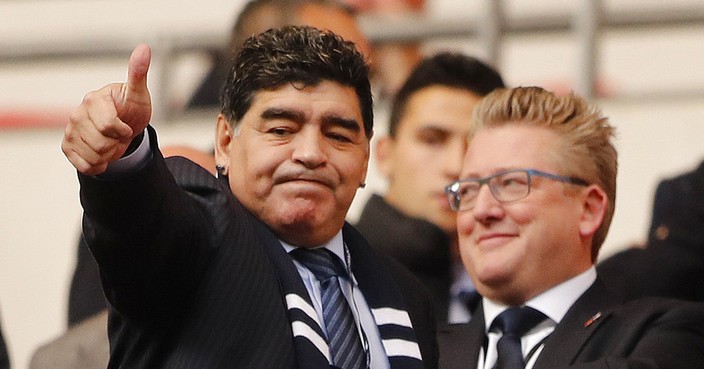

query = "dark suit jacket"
[356,194,453,323]
[597,160,704,303]
[67,236,107,326]
[647,160,704,254]
[78,130,438,369]
[0,317,9,369]
[597,246,704,302]
[438,279,704,369]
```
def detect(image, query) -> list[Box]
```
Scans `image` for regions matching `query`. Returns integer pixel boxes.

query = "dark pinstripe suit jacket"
[0,317,8,369]
[78,129,438,369]
[437,279,704,369]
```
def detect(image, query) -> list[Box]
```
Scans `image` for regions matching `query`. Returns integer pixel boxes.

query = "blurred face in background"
[297,2,372,58]
[376,86,482,235]
[233,2,372,61]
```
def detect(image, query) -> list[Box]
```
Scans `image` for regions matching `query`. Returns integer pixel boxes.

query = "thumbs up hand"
[62,44,153,176]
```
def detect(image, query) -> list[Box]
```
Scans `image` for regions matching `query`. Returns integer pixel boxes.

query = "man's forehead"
[249,83,362,117]
[412,121,472,135]
[463,128,555,175]
[253,81,357,101]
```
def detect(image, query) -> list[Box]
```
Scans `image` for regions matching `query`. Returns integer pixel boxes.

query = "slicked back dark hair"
[220,25,374,139]
[387,52,505,137]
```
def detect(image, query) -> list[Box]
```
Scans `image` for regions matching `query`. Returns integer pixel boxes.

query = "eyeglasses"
[445,168,589,211]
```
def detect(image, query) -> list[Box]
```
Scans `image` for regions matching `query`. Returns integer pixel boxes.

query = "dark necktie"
[490,306,547,369]
[291,248,367,369]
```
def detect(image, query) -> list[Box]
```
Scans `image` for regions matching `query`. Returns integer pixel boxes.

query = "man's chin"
[275,220,338,247]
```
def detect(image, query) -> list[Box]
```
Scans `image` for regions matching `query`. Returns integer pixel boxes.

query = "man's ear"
[214,114,233,171]
[359,149,370,189]
[374,135,394,178]
[579,185,608,238]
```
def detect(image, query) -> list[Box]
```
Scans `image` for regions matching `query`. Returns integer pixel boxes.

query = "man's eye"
[416,129,449,145]
[269,127,290,136]
[418,133,445,145]
[500,177,527,187]
[328,132,352,143]
[460,186,475,197]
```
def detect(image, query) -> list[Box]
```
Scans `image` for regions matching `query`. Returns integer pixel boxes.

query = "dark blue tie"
[291,248,367,369]
[490,306,547,369]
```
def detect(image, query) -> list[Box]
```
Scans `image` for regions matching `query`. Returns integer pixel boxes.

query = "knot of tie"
[490,306,547,369]
[491,306,546,337]
[290,247,349,281]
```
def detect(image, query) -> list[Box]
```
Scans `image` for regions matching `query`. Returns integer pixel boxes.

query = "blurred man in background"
[356,52,504,324]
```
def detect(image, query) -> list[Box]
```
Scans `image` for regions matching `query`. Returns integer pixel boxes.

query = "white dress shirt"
[101,129,152,178]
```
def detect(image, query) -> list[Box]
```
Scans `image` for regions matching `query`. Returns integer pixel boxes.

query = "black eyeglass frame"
[445,168,589,211]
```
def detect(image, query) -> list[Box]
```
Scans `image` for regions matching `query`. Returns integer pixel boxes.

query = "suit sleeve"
[78,126,215,320]
[622,301,704,368]
[569,300,704,369]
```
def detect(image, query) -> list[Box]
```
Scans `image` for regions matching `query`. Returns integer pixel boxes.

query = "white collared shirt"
[479,266,597,369]
[101,129,152,179]
[284,233,390,369]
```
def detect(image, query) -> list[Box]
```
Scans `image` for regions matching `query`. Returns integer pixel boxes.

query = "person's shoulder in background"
[598,159,704,302]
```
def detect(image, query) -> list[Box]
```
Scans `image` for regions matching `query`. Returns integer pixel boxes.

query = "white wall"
[1,0,703,368]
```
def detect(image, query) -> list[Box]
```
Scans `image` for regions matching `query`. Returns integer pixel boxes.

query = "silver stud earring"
[216,164,227,178]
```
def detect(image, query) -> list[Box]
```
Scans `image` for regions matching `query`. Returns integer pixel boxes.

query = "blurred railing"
[2,0,703,120]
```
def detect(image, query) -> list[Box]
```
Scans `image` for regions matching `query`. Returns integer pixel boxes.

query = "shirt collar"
[483,266,597,331]
[281,230,347,267]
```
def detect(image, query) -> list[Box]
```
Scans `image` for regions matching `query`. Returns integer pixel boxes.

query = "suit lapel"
[343,223,425,369]
[250,220,426,369]
[533,278,618,369]
[438,307,484,369]
[252,217,331,369]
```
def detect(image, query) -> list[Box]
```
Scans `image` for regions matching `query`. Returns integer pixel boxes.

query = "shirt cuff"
[99,129,152,180]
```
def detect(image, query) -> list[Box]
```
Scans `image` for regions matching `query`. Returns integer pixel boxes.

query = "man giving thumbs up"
[62,26,438,369]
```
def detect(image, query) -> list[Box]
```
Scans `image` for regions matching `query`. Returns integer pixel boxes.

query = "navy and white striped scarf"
[256,221,425,369]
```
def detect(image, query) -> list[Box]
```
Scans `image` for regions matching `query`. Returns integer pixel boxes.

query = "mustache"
[274,169,337,188]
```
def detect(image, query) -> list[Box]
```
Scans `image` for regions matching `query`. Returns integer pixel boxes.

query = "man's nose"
[292,131,327,168]
[472,184,502,221]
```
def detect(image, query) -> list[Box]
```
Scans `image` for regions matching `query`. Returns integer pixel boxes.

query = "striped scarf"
[256,221,425,369]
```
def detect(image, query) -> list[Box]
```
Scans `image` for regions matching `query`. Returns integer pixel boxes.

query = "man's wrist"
[98,128,152,179]
[124,131,146,157]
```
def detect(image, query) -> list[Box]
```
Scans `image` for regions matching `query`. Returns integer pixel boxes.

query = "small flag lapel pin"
[584,312,602,328]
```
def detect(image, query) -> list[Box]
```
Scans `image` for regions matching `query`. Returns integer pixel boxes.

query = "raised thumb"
[116,44,153,135]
